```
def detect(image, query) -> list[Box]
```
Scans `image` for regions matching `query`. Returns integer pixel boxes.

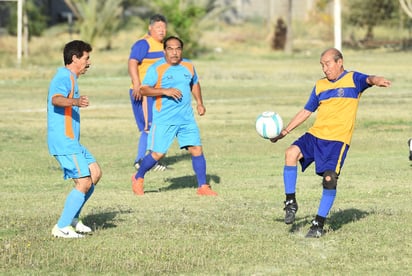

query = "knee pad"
[322,170,338,189]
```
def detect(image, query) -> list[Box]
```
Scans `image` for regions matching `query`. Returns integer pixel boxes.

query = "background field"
[1,23,412,275]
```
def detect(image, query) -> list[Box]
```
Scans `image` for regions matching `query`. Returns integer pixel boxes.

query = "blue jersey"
[142,58,198,125]
[129,34,164,87]
[304,70,370,145]
[47,67,82,155]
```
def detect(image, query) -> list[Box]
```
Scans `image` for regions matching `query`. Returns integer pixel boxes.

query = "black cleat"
[305,220,324,238]
[408,139,412,161]
[283,199,298,224]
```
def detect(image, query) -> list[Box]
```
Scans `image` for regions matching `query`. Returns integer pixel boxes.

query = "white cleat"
[72,219,92,233]
[52,225,84,238]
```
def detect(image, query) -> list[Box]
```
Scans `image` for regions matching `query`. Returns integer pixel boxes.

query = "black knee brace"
[322,170,338,189]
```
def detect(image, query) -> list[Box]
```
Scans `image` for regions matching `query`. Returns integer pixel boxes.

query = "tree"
[64,0,123,50]
[345,0,396,41]
[400,0,412,18]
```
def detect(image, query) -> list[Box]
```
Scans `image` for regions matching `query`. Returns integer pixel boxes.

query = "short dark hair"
[63,40,92,65]
[149,14,167,25]
[163,36,184,50]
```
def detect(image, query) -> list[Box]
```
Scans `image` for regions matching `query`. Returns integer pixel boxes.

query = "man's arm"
[191,83,205,116]
[128,59,142,100]
[140,85,183,100]
[366,75,391,87]
[270,109,312,143]
[52,95,89,108]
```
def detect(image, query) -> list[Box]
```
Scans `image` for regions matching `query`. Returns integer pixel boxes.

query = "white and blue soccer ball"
[255,111,283,139]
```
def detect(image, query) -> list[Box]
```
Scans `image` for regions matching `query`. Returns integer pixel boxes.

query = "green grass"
[1,25,412,275]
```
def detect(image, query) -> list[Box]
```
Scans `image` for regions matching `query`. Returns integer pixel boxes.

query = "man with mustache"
[47,40,102,238]
[131,36,217,196]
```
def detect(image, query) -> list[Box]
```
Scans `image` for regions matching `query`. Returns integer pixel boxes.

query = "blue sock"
[283,166,297,194]
[74,184,94,219]
[135,153,157,179]
[192,154,206,187]
[136,131,148,163]
[57,189,85,228]
[317,188,337,217]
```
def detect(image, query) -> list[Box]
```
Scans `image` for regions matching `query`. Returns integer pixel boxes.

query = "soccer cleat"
[52,224,84,238]
[72,219,92,233]
[197,184,218,196]
[134,159,167,171]
[152,162,168,172]
[408,139,412,161]
[283,199,298,224]
[131,174,144,195]
[305,220,324,238]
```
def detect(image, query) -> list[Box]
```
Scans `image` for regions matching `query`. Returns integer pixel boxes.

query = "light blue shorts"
[54,145,96,180]
[148,123,202,154]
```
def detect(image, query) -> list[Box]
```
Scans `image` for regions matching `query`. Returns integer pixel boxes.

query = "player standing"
[47,40,102,238]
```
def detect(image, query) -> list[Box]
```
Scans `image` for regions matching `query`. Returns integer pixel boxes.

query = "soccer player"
[271,48,391,238]
[131,36,217,196]
[47,40,102,238]
[128,14,168,171]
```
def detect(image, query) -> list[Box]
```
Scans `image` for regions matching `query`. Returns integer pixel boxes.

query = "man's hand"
[270,129,289,143]
[197,104,206,116]
[164,88,182,100]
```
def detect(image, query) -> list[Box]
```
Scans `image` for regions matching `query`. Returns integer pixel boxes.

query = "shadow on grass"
[83,208,133,230]
[279,208,371,234]
[162,153,191,167]
[145,174,221,193]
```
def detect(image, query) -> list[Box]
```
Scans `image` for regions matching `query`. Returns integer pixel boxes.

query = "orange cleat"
[131,174,144,195]
[197,184,218,196]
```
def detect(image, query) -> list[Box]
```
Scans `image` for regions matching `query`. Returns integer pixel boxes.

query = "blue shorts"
[54,145,96,180]
[148,123,202,154]
[129,89,153,132]
[293,133,349,176]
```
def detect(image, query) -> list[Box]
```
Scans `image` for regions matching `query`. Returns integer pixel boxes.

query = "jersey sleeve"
[303,87,319,112]
[129,39,150,63]
[142,64,158,87]
[352,71,371,93]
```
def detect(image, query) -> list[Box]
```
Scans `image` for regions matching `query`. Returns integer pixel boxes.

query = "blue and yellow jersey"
[142,58,198,125]
[305,71,370,145]
[129,34,164,88]
[47,67,82,155]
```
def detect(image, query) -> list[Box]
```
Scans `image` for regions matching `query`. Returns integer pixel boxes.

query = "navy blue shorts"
[292,132,349,176]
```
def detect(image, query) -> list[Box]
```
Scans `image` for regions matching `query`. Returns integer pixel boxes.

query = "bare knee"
[89,162,102,185]
[285,145,301,166]
[188,146,203,157]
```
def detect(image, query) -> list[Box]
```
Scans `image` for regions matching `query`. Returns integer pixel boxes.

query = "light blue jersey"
[47,67,82,155]
[142,58,198,125]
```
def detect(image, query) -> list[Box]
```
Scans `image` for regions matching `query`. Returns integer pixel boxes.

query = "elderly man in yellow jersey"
[271,48,391,238]
[128,14,168,171]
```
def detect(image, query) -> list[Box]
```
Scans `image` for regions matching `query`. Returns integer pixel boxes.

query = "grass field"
[1,24,412,275]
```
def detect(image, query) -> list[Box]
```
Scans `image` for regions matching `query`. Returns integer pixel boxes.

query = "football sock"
[315,215,326,227]
[135,153,157,179]
[57,188,85,228]
[286,193,296,202]
[136,131,148,163]
[74,184,95,219]
[192,154,207,187]
[283,166,297,194]
[317,188,337,218]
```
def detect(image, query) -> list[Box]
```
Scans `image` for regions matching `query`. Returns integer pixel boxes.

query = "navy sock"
[136,131,148,163]
[317,188,336,218]
[192,154,206,187]
[283,166,297,194]
[136,153,157,179]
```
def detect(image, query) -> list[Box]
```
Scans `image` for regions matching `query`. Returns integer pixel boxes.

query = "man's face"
[320,51,343,81]
[73,51,91,76]
[164,39,182,65]
[149,21,167,42]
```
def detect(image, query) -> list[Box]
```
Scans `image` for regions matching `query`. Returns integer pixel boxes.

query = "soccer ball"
[255,111,283,139]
